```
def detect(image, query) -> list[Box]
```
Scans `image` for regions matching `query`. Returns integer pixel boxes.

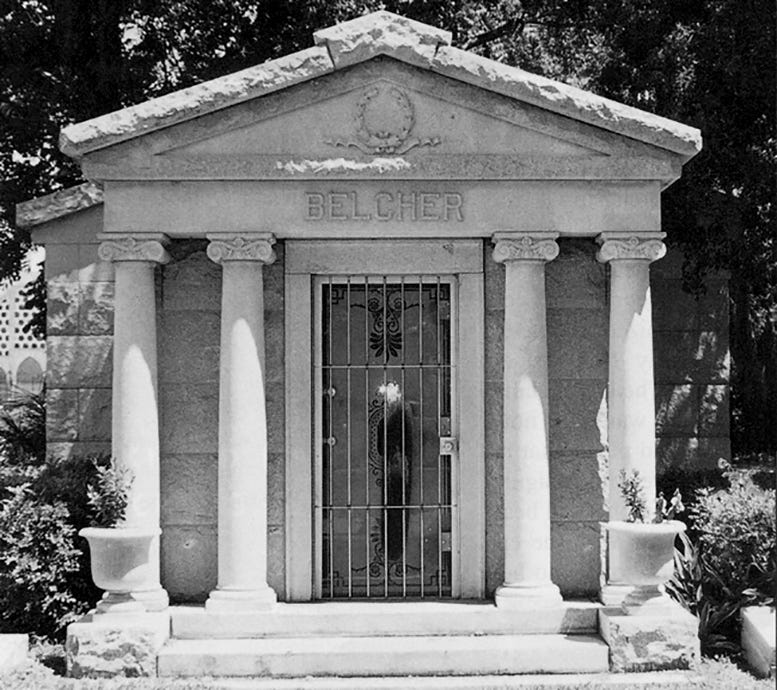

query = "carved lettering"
[304,191,464,222]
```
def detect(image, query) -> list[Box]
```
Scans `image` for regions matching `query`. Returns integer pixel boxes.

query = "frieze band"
[97,235,170,263]
[206,234,277,264]
[492,234,560,263]
[596,235,667,263]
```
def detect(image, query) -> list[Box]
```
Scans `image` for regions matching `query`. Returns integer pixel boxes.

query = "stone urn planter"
[79,526,160,613]
[604,520,686,612]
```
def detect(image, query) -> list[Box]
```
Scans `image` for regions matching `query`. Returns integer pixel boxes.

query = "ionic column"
[492,233,562,608]
[98,233,170,611]
[597,233,666,521]
[206,234,277,612]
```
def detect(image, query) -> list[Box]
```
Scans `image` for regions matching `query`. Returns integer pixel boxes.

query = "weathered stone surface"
[698,384,729,436]
[79,282,114,334]
[741,606,776,678]
[159,383,218,454]
[158,311,220,385]
[160,453,217,525]
[47,335,112,388]
[547,239,606,310]
[599,606,700,672]
[484,383,503,453]
[60,46,333,157]
[0,634,28,671]
[47,282,80,335]
[432,45,700,160]
[549,452,607,522]
[66,612,169,678]
[16,182,103,228]
[655,384,697,436]
[267,452,285,526]
[267,528,285,595]
[548,379,608,452]
[161,525,217,602]
[314,11,451,70]
[77,387,112,441]
[656,436,731,472]
[547,308,607,380]
[161,250,221,311]
[653,330,730,384]
[551,521,601,596]
[47,388,79,441]
[47,441,112,461]
[484,310,504,381]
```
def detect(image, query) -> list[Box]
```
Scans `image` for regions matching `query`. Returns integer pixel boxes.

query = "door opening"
[314,276,458,598]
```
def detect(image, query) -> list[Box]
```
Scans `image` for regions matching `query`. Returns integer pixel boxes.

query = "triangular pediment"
[65,11,700,184]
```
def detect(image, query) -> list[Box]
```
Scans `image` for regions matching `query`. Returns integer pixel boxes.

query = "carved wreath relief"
[326,84,440,155]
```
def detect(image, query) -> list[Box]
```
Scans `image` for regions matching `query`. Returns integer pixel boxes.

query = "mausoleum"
[17,11,729,679]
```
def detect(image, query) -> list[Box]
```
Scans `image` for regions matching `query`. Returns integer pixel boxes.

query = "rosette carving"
[596,236,666,263]
[206,234,276,264]
[98,236,169,263]
[492,235,560,263]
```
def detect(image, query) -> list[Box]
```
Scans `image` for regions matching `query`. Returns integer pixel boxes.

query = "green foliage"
[0,392,46,465]
[86,458,132,528]
[666,470,776,657]
[692,472,776,602]
[0,485,86,637]
[617,469,648,523]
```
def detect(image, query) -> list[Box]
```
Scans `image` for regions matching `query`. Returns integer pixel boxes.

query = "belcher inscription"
[305,191,464,222]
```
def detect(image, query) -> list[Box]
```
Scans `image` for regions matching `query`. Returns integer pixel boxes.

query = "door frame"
[285,239,485,600]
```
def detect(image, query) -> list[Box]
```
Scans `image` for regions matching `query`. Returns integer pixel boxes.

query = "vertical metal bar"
[418,275,424,596]
[382,276,388,597]
[436,277,442,597]
[327,276,334,598]
[400,276,407,598]
[346,278,352,598]
[364,276,370,599]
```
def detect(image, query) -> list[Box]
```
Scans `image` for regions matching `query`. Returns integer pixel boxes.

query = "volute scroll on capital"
[97,235,170,264]
[492,234,560,263]
[206,234,277,264]
[596,235,667,263]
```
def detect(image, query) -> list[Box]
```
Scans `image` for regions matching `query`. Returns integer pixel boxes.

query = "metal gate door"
[314,276,457,598]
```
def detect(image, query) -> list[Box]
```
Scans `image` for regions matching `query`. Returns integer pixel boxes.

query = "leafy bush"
[0,392,45,465]
[666,469,776,656]
[692,472,775,602]
[86,458,132,527]
[0,486,86,636]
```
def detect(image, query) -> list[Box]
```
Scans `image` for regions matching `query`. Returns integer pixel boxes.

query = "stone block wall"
[652,250,731,472]
[44,206,114,462]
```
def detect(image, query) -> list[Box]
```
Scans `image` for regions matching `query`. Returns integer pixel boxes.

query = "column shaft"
[206,235,276,611]
[99,234,170,611]
[493,234,561,609]
[597,235,666,522]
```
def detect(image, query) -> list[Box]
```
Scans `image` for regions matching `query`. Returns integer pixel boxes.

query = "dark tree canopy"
[1,1,774,451]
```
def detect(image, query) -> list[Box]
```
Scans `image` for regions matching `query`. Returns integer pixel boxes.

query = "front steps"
[158,601,609,679]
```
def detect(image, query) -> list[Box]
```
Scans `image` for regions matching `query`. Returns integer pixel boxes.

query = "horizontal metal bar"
[318,504,456,510]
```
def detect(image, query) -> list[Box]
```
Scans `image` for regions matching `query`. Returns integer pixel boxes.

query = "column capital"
[97,233,170,263]
[206,233,276,264]
[596,233,666,263]
[492,232,559,263]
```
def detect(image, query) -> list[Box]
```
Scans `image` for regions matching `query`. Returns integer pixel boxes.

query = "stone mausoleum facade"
[17,11,729,679]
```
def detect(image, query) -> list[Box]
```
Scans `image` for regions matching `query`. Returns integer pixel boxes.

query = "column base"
[129,587,169,612]
[600,584,677,616]
[95,593,145,615]
[495,582,562,609]
[206,587,277,613]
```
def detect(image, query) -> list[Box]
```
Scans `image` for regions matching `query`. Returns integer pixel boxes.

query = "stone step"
[171,600,599,639]
[157,633,609,678]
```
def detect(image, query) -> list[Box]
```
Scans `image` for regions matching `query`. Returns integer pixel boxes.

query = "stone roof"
[16,182,103,228]
[59,11,701,161]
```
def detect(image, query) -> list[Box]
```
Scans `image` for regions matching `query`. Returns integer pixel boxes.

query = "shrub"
[692,472,775,602]
[0,486,87,637]
[86,458,132,527]
[0,392,45,465]
[667,469,776,656]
